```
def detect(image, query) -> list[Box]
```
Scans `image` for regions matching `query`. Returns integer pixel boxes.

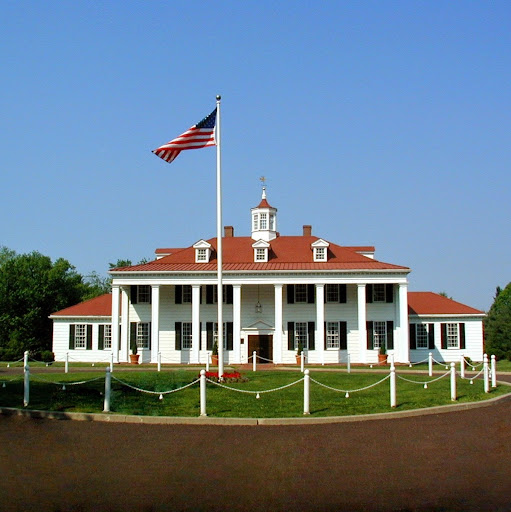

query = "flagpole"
[216,95,224,379]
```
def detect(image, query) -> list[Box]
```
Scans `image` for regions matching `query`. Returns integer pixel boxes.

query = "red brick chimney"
[303,225,312,236]
[224,226,234,237]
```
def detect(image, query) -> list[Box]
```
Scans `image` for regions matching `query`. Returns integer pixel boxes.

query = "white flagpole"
[216,95,224,379]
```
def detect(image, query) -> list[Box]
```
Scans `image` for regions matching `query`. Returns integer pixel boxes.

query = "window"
[213,322,228,350]
[326,284,339,303]
[132,285,151,304]
[440,323,465,350]
[182,285,192,303]
[295,322,309,350]
[253,213,259,231]
[295,284,308,303]
[373,321,387,349]
[197,248,207,262]
[269,214,275,231]
[314,247,326,261]
[416,324,428,349]
[181,322,192,349]
[74,324,87,349]
[373,284,386,302]
[367,283,393,303]
[256,248,266,261]
[326,322,339,349]
[137,323,150,349]
[260,213,267,230]
[447,323,458,349]
[103,324,112,349]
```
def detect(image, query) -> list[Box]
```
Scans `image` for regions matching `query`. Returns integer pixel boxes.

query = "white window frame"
[326,321,340,349]
[314,247,326,261]
[74,324,87,349]
[196,248,207,262]
[137,323,150,350]
[213,322,228,351]
[295,322,309,350]
[447,323,459,349]
[103,324,112,349]
[373,321,387,349]
[326,284,339,303]
[269,214,275,231]
[373,284,386,302]
[415,324,429,349]
[252,213,259,231]
[182,285,192,303]
[137,285,151,304]
[255,248,266,261]
[294,284,308,303]
[181,322,193,350]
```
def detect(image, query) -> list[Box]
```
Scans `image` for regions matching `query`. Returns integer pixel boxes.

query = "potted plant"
[378,341,387,364]
[296,341,304,365]
[211,341,219,366]
[130,341,140,364]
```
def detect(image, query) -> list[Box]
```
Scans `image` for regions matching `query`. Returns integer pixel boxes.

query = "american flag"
[152,108,217,164]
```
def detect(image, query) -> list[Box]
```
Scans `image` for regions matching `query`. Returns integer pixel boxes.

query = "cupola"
[251,187,277,241]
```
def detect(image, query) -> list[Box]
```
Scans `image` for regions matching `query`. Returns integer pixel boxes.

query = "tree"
[484,283,511,360]
[81,271,111,301]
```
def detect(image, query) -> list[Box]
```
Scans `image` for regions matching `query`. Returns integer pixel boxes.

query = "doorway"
[248,335,273,363]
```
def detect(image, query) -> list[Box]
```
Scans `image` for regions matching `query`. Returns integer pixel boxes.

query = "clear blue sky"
[1,1,509,311]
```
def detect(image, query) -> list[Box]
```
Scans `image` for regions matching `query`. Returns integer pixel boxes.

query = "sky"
[1,1,510,311]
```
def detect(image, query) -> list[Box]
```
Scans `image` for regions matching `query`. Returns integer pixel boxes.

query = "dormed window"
[193,240,212,263]
[252,239,270,263]
[311,239,329,262]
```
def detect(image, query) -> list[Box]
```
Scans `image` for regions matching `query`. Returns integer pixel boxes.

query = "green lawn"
[0,369,508,418]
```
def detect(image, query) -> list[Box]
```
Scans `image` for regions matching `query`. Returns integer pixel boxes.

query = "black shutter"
[175,285,182,304]
[307,284,315,304]
[386,321,394,350]
[69,325,75,350]
[226,285,233,304]
[367,321,374,349]
[226,322,233,350]
[130,322,137,352]
[287,285,295,304]
[441,324,447,349]
[409,324,416,350]
[131,285,138,304]
[339,321,347,350]
[459,323,466,350]
[366,284,373,303]
[119,325,122,351]
[148,288,152,304]
[339,284,347,303]
[324,322,327,349]
[175,322,182,350]
[148,322,152,350]
[86,325,93,350]
[386,284,394,303]
[206,322,213,350]
[99,325,105,350]
[206,285,214,304]
[428,324,435,349]
[288,322,295,350]
[308,322,315,350]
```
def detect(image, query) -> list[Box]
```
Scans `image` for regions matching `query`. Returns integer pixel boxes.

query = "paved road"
[2,391,511,512]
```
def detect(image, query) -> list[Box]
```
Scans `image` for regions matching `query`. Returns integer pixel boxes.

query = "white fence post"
[200,369,207,416]
[65,352,69,374]
[300,351,305,373]
[390,364,397,408]
[157,352,161,372]
[23,364,30,407]
[428,352,433,377]
[347,352,351,374]
[450,362,456,401]
[110,352,114,373]
[303,369,310,415]
[460,354,465,379]
[253,351,257,372]
[103,367,111,412]
[491,355,497,388]
[206,352,210,371]
[483,354,490,393]
[24,351,29,369]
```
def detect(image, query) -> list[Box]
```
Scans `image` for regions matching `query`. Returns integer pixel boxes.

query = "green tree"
[484,283,511,360]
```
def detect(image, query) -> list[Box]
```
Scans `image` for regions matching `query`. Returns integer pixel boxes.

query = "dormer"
[311,239,329,262]
[193,240,212,263]
[251,187,277,242]
[252,239,270,263]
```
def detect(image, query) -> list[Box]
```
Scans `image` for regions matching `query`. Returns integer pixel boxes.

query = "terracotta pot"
[378,354,388,364]
[211,355,219,366]
[129,354,140,364]
[296,355,302,365]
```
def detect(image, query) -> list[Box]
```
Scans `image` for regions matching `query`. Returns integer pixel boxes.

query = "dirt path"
[2,391,511,512]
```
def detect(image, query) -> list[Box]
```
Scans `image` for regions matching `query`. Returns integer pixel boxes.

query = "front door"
[248,335,273,363]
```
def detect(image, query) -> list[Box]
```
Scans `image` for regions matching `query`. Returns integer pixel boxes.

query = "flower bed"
[202,371,247,383]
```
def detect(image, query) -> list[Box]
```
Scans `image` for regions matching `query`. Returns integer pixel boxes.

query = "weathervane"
[259,176,266,188]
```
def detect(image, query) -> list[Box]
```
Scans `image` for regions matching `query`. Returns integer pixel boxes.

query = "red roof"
[51,293,113,317]
[113,236,409,273]
[408,292,484,316]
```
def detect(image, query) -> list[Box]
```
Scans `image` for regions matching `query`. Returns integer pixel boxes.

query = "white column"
[357,284,367,363]
[274,284,283,363]
[316,284,325,365]
[397,283,409,363]
[120,287,129,363]
[151,285,160,363]
[191,285,201,364]
[111,285,120,363]
[233,285,242,364]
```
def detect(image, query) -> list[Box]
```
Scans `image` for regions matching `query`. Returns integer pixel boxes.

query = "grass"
[0,368,508,418]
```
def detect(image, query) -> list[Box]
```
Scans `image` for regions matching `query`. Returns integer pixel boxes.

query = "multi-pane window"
[373,284,386,302]
[269,214,275,231]
[326,284,339,303]
[447,323,458,348]
[373,321,387,349]
[256,248,266,261]
[260,213,267,230]
[252,213,259,231]
[103,324,112,349]
[315,247,326,261]
[326,321,340,349]
[295,322,309,350]
[182,285,192,303]
[197,248,207,262]
[137,285,151,303]
[181,322,192,349]
[295,284,308,303]
[137,323,150,349]
[416,324,428,349]
[213,322,228,350]
[74,324,87,349]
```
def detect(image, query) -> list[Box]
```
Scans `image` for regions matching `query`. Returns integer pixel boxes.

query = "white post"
[428,352,433,377]
[347,353,351,374]
[23,365,30,407]
[483,354,490,393]
[460,354,465,379]
[103,367,111,412]
[390,365,397,408]
[253,351,257,372]
[200,369,207,416]
[24,350,29,369]
[206,353,210,372]
[491,354,497,388]
[303,369,310,415]
[65,352,69,374]
[450,362,456,401]
[300,350,305,373]
[157,352,161,372]
[110,352,114,373]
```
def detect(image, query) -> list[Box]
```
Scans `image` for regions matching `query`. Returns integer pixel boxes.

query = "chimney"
[224,226,234,237]
[303,225,312,236]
